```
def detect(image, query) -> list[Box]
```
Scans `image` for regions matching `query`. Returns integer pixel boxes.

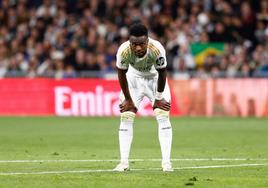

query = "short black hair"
[129,23,148,37]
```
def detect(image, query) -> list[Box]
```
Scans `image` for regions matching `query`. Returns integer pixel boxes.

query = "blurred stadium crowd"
[0,0,268,78]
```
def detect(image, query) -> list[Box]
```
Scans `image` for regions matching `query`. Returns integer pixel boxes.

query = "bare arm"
[117,68,137,113]
[153,68,170,111]
[117,68,132,100]
[157,68,167,92]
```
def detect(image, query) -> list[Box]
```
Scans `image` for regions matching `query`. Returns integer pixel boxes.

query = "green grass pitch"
[0,117,268,187]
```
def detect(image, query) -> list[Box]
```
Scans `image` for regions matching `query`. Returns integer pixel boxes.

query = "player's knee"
[154,108,169,118]
[120,111,136,122]
[154,109,171,130]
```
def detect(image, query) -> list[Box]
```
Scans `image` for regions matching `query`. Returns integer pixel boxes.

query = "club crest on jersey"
[156,57,165,66]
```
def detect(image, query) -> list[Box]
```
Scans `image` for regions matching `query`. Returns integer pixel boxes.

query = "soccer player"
[113,23,173,172]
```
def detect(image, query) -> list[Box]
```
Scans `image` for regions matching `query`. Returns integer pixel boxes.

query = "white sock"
[156,116,172,164]
[119,118,134,163]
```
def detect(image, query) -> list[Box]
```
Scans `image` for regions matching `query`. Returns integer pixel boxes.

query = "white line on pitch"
[0,169,116,175]
[145,163,268,171]
[174,163,268,170]
[0,163,267,176]
[0,158,268,163]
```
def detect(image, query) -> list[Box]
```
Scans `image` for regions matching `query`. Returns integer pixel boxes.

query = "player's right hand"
[119,100,137,113]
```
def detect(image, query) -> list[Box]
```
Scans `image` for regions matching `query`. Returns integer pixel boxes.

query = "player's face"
[129,36,148,58]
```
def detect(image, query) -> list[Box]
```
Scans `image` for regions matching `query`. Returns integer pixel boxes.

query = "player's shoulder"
[148,38,166,56]
[148,38,164,48]
[117,41,131,57]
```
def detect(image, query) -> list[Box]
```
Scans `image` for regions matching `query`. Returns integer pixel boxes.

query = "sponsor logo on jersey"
[136,66,151,72]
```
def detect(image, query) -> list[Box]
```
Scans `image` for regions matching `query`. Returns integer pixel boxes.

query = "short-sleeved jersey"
[116,38,167,77]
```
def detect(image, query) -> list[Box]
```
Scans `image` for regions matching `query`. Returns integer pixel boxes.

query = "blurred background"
[0,0,268,117]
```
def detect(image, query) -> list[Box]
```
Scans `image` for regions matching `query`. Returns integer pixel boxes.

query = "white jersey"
[116,38,167,77]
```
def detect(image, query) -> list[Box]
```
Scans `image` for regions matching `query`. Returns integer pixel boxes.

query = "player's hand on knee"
[153,99,170,111]
[119,100,137,113]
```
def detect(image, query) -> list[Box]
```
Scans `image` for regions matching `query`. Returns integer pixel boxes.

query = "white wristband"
[155,91,163,100]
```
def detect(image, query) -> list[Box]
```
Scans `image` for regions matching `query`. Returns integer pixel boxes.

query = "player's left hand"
[119,100,137,113]
[153,99,171,111]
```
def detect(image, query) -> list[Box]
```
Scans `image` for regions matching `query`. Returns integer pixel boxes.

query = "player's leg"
[114,76,143,171]
[113,110,135,171]
[146,78,173,171]
[154,107,173,172]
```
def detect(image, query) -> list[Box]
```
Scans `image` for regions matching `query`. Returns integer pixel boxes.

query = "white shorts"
[119,74,171,109]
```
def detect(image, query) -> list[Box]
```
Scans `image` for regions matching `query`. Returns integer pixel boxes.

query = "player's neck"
[134,49,147,59]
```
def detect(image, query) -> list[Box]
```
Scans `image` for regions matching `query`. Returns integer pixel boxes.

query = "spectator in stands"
[0,0,267,78]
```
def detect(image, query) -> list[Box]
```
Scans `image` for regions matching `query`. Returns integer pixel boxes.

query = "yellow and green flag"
[190,43,225,65]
